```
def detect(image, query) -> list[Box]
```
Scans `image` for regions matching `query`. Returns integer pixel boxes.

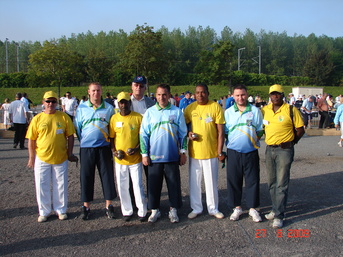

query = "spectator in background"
[301,96,314,129]
[317,93,330,129]
[62,92,78,121]
[179,91,195,112]
[173,93,180,107]
[104,92,115,107]
[1,98,11,129]
[225,94,235,109]
[334,101,343,147]
[289,93,296,106]
[9,93,29,149]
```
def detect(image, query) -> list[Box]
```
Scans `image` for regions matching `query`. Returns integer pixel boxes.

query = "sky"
[1,0,342,43]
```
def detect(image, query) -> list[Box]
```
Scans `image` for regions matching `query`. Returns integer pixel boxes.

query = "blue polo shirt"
[224,102,263,153]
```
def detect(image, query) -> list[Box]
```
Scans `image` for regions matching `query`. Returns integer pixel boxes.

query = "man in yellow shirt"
[109,92,147,222]
[26,91,78,223]
[262,84,304,228]
[184,83,225,220]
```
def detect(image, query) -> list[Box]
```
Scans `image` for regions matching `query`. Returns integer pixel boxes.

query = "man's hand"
[179,153,187,166]
[188,131,199,141]
[142,156,150,166]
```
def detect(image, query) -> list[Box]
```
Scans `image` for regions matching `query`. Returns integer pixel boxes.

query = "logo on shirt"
[278,115,285,122]
[150,155,164,160]
[56,122,61,128]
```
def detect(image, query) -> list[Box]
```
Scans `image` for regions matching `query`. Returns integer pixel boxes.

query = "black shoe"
[106,205,115,219]
[139,215,148,222]
[80,206,90,220]
[123,215,132,222]
[20,147,27,150]
[13,144,17,149]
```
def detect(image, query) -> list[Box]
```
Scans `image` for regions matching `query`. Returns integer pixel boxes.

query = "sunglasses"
[133,84,145,88]
[45,100,57,104]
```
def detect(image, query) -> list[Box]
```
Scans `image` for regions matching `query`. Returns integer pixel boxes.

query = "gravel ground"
[0,134,343,256]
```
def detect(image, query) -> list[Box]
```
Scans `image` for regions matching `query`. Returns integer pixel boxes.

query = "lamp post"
[5,38,9,73]
[258,45,261,74]
[238,47,245,70]
[16,42,20,72]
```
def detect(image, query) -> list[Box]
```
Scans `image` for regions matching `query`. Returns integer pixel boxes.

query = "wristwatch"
[218,153,223,157]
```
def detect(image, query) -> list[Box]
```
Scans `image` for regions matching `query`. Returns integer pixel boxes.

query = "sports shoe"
[139,215,148,222]
[212,211,224,219]
[80,206,90,220]
[230,207,243,221]
[148,209,161,223]
[264,211,275,220]
[338,141,342,147]
[123,215,132,222]
[249,209,262,222]
[106,205,115,219]
[58,213,68,220]
[168,208,179,223]
[273,218,283,228]
[38,216,48,223]
[188,211,200,219]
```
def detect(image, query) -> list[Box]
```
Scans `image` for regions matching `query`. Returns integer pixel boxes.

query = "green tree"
[195,40,234,85]
[28,41,84,96]
[119,24,167,85]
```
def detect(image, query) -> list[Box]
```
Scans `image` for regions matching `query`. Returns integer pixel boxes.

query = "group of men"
[25,76,304,229]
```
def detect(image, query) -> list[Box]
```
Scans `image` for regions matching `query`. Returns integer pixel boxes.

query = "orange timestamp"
[255,229,311,238]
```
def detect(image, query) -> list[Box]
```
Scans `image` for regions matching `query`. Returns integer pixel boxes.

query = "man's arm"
[217,124,225,161]
[27,139,36,168]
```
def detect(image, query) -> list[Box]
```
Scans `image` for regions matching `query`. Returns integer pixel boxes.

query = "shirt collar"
[156,102,171,111]
[87,99,105,109]
[233,102,252,113]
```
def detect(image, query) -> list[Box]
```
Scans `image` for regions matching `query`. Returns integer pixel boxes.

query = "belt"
[267,141,294,149]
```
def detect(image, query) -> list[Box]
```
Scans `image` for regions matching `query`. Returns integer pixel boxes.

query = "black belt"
[267,142,294,149]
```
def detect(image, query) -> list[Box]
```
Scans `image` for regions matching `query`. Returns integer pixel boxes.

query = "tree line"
[0,24,342,88]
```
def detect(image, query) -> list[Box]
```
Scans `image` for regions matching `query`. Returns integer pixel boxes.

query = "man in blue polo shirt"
[224,84,264,223]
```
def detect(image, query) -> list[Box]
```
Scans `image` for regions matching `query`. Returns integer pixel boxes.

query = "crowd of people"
[4,79,343,229]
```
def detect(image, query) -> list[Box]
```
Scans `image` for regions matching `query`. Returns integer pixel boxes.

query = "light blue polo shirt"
[224,102,264,153]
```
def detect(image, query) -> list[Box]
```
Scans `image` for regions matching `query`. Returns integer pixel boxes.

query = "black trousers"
[319,111,330,128]
[13,123,27,148]
[80,146,117,202]
[147,162,182,210]
[226,149,260,209]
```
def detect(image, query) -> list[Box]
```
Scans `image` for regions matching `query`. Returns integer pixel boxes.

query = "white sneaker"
[168,208,179,223]
[265,211,275,220]
[273,218,283,228]
[338,141,342,147]
[249,209,262,222]
[148,209,161,223]
[38,216,48,223]
[211,211,224,219]
[188,211,200,219]
[58,213,68,220]
[230,207,243,221]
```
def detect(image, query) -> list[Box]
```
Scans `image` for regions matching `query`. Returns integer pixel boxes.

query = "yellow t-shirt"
[109,111,142,165]
[262,103,304,145]
[26,111,75,164]
[184,101,225,159]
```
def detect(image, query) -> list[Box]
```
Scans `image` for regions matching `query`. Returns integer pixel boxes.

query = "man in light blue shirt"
[224,84,264,223]
[301,96,314,129]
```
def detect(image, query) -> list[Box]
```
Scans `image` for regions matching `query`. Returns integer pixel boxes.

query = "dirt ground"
[1,134,343,256]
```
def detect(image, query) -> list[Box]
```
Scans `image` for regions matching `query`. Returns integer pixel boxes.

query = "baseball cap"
[133,75,147,84]
[43,91,58,99]
[117,92,131,102]
[269,84,284,94]
[185,91,191,95]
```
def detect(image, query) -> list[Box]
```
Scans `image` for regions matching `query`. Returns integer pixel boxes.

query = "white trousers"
[189,157,219,215]
[34,157,68,216]
[115,162,147,217]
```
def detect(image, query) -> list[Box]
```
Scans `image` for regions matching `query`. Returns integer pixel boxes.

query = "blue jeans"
[265,145,294,219]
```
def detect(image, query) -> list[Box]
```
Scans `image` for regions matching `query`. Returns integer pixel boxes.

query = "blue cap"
[133,75,147,84]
